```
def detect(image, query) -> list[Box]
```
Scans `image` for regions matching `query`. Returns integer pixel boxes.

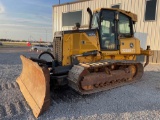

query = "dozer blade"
[16,55,50,118]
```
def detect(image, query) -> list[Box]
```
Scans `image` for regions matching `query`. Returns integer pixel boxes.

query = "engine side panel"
[62,29,100,66]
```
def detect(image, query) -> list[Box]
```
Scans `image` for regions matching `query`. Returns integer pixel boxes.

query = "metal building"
[53,0,159,63]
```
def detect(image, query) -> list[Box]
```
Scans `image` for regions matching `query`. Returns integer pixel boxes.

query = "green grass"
[0,42,39,48]
[3,42,27,46]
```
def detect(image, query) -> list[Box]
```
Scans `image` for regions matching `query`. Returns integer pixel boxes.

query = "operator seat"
[102,25,115,49]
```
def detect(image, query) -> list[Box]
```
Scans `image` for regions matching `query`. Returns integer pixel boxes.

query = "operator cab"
[90,8,135,50]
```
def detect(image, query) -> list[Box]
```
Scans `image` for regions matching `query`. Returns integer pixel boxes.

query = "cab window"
[119,13,131,36]
[91,13,99,28]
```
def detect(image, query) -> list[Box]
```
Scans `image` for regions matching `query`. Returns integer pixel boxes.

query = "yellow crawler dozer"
[16,7,153,118]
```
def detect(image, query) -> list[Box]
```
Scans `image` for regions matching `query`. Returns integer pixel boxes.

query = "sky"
[0,0,74,41]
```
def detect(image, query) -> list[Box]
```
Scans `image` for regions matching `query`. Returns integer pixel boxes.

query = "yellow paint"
[62,31,139,66]
[62,31,100,65]
[120,37,140,54]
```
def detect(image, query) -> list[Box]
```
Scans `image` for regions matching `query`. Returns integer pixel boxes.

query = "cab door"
[99,10,117,50]
[118,13,140,54]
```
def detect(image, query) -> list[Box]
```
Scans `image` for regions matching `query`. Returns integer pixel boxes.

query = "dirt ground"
[0,47,160,120]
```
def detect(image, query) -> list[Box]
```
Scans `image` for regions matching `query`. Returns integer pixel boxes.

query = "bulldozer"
[16,7,153,118]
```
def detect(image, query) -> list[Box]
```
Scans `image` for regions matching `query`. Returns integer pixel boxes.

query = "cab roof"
[93,8,137,22]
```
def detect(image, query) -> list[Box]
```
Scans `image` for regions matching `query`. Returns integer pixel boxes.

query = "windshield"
[119,13,132,37]
[91,12,99,28]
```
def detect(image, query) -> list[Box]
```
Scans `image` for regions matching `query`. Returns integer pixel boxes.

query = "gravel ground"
[0,47,160,120]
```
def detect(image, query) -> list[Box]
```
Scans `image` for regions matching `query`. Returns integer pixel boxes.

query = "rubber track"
[0,82,30,119]
[81,62,144,94]
[68,61,144,95]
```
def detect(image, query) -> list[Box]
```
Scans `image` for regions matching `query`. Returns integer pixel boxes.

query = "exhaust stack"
[87,7,93,29]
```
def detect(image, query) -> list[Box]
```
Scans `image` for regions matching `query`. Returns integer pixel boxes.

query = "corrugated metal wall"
[53,0,160,62]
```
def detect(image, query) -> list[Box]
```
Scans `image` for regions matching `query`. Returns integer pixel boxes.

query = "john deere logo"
[130,43,134,48]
